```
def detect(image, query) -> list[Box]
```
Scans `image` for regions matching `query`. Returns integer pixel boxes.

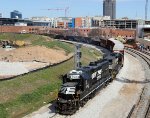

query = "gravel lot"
[0,46,72,63]
[0,62,29,76]
[0,61,49,78]
[24,52,145,118]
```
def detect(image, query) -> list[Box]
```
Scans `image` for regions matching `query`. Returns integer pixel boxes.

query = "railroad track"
[125,48,150,69]
[145,102,150,118]
[125,48,150,118]
[142,50,150,57]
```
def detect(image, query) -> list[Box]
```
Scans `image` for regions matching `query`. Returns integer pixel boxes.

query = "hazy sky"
[0,0,149,19]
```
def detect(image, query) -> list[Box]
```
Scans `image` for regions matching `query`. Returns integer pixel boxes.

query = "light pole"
[145,0,148,20]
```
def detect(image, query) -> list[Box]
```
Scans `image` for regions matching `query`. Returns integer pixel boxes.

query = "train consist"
[58,36,124,55]
[55,36,124,115]
[56,53,123,114]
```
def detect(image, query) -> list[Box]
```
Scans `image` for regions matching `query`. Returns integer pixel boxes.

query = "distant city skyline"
[0,0,149,19]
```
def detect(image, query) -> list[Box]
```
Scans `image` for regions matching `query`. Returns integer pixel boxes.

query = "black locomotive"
[56,52,123,115]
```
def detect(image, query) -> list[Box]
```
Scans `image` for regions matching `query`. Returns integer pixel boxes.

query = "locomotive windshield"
[66,70,82,82]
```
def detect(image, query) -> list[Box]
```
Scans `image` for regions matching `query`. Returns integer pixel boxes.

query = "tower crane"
[41,7,69,17]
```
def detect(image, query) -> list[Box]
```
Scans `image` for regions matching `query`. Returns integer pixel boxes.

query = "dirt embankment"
[0,46,73,64]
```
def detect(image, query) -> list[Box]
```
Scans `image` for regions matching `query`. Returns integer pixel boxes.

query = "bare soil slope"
[0,46,73,64]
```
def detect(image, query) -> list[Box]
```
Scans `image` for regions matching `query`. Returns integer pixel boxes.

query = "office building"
[10,10,22,19]
[92,18,137,29]
[103,0,116,19]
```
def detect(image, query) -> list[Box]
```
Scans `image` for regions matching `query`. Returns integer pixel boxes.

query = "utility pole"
[145,0,148,20]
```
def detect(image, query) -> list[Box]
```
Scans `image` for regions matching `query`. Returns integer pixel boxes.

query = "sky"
[0,0,150,20]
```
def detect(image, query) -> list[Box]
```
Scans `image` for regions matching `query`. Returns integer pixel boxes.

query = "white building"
[92,16,111,27]
[30,16,51,21]
[15,22,27,26]
[82,17,92,28]
[137,24,150,38]
[30,16,56,27]
[50,18,57,28]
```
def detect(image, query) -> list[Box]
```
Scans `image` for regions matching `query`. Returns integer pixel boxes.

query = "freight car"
[60,36,124,66]
[56,53,123,115]
[98,38,124,65]
[63,36,124,55]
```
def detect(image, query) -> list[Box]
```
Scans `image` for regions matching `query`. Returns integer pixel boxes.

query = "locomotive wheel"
[90,91,96,98]
[80,100,86,107]
[80,101,84,107]
[76,101,80,110]
[111,70,117,80]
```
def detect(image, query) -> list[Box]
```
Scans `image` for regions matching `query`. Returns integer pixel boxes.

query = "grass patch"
[81,47,103,66]
[0,33,35,41]
[0,104,8,118]
[19,92,41,104]
[0,33,74,54]
[32,39,74,54]
[0,59,73,118]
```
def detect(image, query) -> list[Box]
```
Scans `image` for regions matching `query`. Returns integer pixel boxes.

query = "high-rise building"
[10,10,22,19]
[103,0,116,19]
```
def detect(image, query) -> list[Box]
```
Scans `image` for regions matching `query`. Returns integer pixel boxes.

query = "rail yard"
[24,38,150,118]
[0,32,150,118]
[22,36,149,118]
[1,0,150,117]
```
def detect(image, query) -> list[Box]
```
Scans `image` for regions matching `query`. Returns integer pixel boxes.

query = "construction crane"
[145,0,148,20]
[42,7,69,17]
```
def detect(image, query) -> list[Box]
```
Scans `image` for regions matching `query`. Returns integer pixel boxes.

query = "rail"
[125,47,150,68]
[145,101,150,118]
[127,105,136,118]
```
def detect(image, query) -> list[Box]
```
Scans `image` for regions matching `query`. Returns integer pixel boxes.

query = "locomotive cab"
[56,70,83,114]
